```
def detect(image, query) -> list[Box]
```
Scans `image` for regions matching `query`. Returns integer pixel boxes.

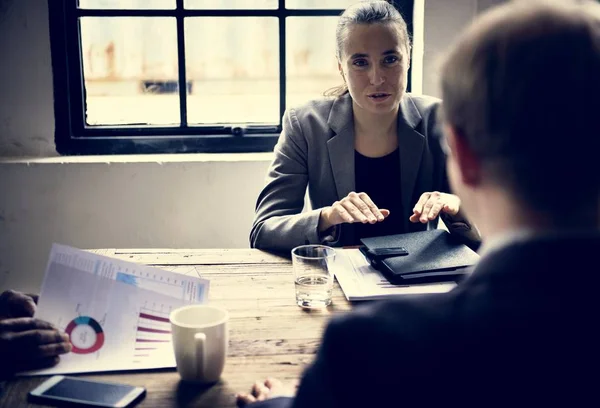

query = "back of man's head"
[441,0,600,224]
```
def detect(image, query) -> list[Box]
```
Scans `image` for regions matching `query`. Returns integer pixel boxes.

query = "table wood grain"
[0,249,353,407]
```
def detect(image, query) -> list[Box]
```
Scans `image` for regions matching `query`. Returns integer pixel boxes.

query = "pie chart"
[65,316,105,354]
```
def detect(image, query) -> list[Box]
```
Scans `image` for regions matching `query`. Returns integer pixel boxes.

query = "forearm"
[250,209,325,252]
[318,206,333,232]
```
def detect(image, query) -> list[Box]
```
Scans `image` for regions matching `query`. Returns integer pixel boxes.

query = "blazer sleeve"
[290,310,395,408]
[249,108,325,252]
[246,317,362,408]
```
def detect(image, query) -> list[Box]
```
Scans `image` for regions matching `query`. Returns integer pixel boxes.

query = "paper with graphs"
[21,244,209,376]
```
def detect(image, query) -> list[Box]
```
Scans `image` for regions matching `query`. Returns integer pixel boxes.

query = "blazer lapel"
[327,94,356,201]
[397,95,425,232]
[325,94,426,233]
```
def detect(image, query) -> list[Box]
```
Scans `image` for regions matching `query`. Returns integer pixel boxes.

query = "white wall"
[0,0,505,293]
[477,0,508,13]
[0,0,56,156]
[421,0,476,96]
[0,155,270,293]
[420,0,507,96]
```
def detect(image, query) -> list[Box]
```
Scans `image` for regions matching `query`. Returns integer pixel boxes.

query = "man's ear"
[445,125,482,188]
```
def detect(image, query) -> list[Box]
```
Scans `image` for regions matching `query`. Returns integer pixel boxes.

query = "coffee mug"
[169,304,229,383]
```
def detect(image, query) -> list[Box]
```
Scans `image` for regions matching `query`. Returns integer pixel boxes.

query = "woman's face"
[339,23,409,116]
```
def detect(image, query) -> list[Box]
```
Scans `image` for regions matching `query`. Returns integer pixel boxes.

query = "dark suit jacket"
[250,93,460,252]
[250,233,600,407]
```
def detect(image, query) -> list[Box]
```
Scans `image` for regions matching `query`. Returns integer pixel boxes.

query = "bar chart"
[133,307,173,364]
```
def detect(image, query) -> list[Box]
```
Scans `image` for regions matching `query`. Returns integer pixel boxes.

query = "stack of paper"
[330,248,456,301]
[23,244,209,376]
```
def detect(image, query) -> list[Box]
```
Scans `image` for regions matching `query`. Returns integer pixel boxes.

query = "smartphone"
[28,375,146,408]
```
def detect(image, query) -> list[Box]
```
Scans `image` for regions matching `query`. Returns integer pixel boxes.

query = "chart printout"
[22,244,209,375]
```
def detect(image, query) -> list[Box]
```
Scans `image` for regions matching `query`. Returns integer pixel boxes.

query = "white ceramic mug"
[169,304,229,383]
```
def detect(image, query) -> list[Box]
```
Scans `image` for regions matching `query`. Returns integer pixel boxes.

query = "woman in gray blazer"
[250,1,478,253]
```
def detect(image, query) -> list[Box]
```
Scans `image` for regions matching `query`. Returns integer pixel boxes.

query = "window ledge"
[0,152,274,165]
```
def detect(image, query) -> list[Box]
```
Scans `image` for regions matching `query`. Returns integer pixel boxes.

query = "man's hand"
[319,192,390,232]
[0,317,72,375]
[410,192,461,223]
[0,290,72,377]
[236,377,298,407]
[0,290,38,319]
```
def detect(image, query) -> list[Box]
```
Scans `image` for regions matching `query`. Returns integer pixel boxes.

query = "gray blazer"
[250,93,475,252]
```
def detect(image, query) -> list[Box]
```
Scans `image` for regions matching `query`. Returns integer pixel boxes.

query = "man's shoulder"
[470,232,600,290]
[327,292,458,351]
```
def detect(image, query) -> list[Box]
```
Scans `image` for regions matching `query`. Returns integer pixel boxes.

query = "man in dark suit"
[237,0,600,406]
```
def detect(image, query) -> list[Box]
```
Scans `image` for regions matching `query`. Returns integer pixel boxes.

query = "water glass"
[291,245,336,309]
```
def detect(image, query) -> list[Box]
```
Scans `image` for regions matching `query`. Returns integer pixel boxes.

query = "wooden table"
[0,249,353,407]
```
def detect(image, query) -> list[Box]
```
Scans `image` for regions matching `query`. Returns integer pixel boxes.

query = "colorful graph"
[133,307,173,364]
[28,244,206,375]
[114,269,207,303]
[65,316,105,354]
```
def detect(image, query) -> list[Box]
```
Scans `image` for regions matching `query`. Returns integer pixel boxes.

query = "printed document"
[22,244,209,376]
[331,248,455,301]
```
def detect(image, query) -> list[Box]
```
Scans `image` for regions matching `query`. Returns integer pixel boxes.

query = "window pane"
[185,18,279,124]
[184,0,277,10]
[286,0,355,9]
[78,0,176,9]
[286,17,340,109]
[80,17,180,126]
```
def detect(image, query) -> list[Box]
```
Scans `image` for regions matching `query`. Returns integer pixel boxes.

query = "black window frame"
[49,0,414,155]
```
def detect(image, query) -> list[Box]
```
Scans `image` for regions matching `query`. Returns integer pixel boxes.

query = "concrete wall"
[0,155,270,293]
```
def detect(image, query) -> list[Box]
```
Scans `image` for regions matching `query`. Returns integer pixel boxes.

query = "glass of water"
[292,245,336,309]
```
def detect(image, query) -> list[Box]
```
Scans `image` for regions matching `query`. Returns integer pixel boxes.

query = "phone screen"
[41,377,137,405]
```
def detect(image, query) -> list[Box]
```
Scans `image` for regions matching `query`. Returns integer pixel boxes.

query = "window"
[50,1,414,155]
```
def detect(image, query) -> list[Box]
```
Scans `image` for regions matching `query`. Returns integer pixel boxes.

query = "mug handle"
[194,332,207,380]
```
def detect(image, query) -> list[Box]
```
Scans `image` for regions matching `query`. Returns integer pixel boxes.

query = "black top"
[354,148,405,242]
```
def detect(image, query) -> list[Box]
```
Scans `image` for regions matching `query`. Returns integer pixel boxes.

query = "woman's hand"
[319,192,390,232]
[410,191,460,223]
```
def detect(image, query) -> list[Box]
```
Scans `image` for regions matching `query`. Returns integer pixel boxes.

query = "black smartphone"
[28,375,146,408]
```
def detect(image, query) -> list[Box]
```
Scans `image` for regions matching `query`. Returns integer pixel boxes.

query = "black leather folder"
[360,229,480,284]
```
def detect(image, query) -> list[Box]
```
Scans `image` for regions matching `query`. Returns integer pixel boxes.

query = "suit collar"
[327,94,356,201]
[326,94,426,232]
[397,95,425,231]
[398,93,423,129]
[327,92,354,136]
[462,232,600,287]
